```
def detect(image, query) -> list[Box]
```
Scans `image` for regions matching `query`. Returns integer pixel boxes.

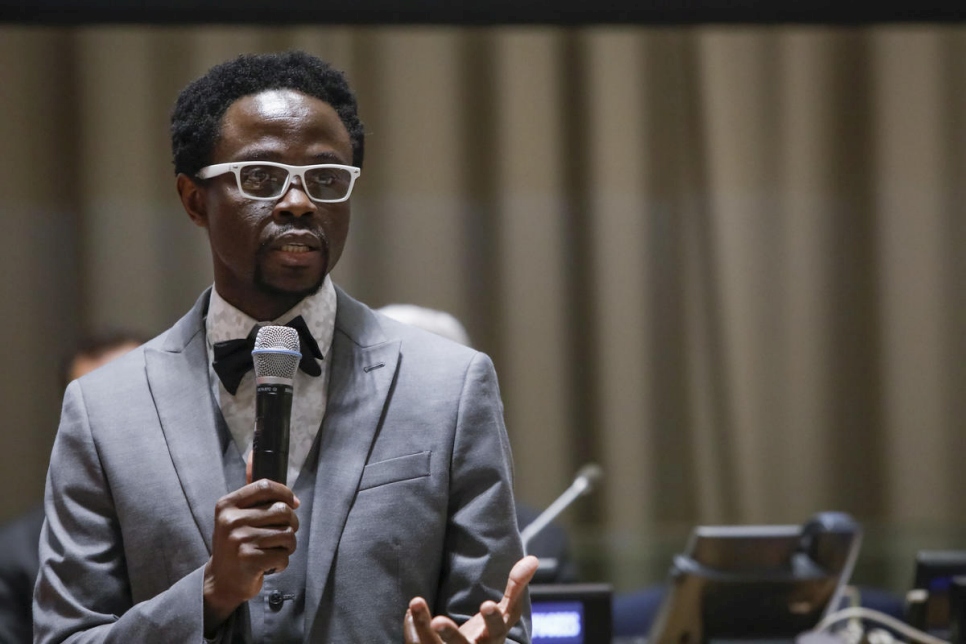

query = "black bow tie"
[212,315,324,395]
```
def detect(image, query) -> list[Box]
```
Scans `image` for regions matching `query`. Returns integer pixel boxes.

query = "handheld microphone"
[521,463,603,554]
[251,325,301,485]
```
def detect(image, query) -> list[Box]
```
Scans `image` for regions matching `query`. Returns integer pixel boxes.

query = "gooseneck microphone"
[251,325,301,485]
[521,463,603,555]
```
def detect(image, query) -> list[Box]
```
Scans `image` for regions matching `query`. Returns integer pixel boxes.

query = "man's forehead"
[240,88,328,116]
[216,89,351,159]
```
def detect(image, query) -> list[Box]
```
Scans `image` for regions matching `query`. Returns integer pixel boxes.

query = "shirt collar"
[206,276,337,358]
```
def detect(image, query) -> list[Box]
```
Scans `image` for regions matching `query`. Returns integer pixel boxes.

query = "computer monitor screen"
[647,512,862,644]
[910,550,966,636]
[530,583,612,644]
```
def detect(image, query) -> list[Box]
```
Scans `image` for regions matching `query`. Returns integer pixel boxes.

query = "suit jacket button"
[268,590,284,611]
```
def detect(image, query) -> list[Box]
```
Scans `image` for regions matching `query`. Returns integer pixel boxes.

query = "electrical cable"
[809,606,949,644]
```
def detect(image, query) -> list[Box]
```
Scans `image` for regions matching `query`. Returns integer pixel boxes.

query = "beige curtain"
[1,24,963,593]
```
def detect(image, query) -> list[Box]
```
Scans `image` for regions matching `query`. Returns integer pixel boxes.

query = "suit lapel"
[304,289,400,638]
[145,289,227,553]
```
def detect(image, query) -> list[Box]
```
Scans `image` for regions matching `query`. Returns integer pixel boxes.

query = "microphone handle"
[252,382,293,485]
[520,480,585,554]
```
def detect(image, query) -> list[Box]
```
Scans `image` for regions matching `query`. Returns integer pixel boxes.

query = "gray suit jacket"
[35,287,529,643]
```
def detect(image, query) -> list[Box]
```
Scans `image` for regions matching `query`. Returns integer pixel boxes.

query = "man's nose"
[275,176,317,217]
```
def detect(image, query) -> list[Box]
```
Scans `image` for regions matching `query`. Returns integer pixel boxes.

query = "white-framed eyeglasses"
[196,161,362,203]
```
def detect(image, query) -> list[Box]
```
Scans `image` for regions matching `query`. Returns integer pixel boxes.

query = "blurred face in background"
[68,342,141,381]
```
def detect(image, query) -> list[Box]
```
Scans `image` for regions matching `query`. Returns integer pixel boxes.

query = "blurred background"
[1,20,964,597]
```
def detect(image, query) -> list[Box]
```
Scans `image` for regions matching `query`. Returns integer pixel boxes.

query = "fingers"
[216,502,299,538]
[215,507,298,572]
[498,555,540,623]
[476,601,506,642]
[404,556,539,644]
[405,597,443,644]
[208,480,301,596]
[214,481,301,546]
[405,597,474,644]
[431,615,468,643]
[248,501,302,530]
[235,534,295,574]
[220,478,300,511]
[503,555,540,602]
[403,608,421,644]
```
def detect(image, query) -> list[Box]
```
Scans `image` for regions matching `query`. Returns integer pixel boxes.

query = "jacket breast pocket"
[358,451,432,491]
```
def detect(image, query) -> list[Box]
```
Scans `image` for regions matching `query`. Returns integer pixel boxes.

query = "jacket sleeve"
[435,352,532,644]
[33,380,211,644]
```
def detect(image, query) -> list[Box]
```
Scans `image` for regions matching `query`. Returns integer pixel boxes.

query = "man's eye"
[245,170,271,185]
[308,172,336,187]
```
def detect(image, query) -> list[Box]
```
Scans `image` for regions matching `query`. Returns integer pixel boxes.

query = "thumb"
[246,450,253,485]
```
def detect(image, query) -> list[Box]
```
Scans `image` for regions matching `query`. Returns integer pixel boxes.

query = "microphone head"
[253,325,301,381]
[574,463,603,495]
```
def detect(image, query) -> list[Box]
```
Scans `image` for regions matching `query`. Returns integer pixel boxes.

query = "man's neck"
[215,288,308,322]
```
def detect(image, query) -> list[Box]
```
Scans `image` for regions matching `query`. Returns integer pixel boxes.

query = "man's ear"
[177,173,208,229]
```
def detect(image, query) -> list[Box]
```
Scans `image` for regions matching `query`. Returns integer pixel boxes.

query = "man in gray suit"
[34,51,536,643]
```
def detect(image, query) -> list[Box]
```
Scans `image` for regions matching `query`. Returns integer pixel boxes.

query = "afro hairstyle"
[170,50,365,177]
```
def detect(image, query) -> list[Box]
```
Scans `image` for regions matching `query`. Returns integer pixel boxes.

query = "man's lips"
[267,231,322,253]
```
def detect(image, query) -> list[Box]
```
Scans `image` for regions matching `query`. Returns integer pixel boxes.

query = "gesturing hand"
[203,478,300,634]
[403,555,540,644]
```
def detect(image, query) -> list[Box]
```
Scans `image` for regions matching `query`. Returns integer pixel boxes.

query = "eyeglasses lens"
[238,164,352,202]
[239,165,288,198]
[303,167,353,201]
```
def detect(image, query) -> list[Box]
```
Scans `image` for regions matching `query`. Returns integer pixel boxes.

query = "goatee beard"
[253,266,327,301]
